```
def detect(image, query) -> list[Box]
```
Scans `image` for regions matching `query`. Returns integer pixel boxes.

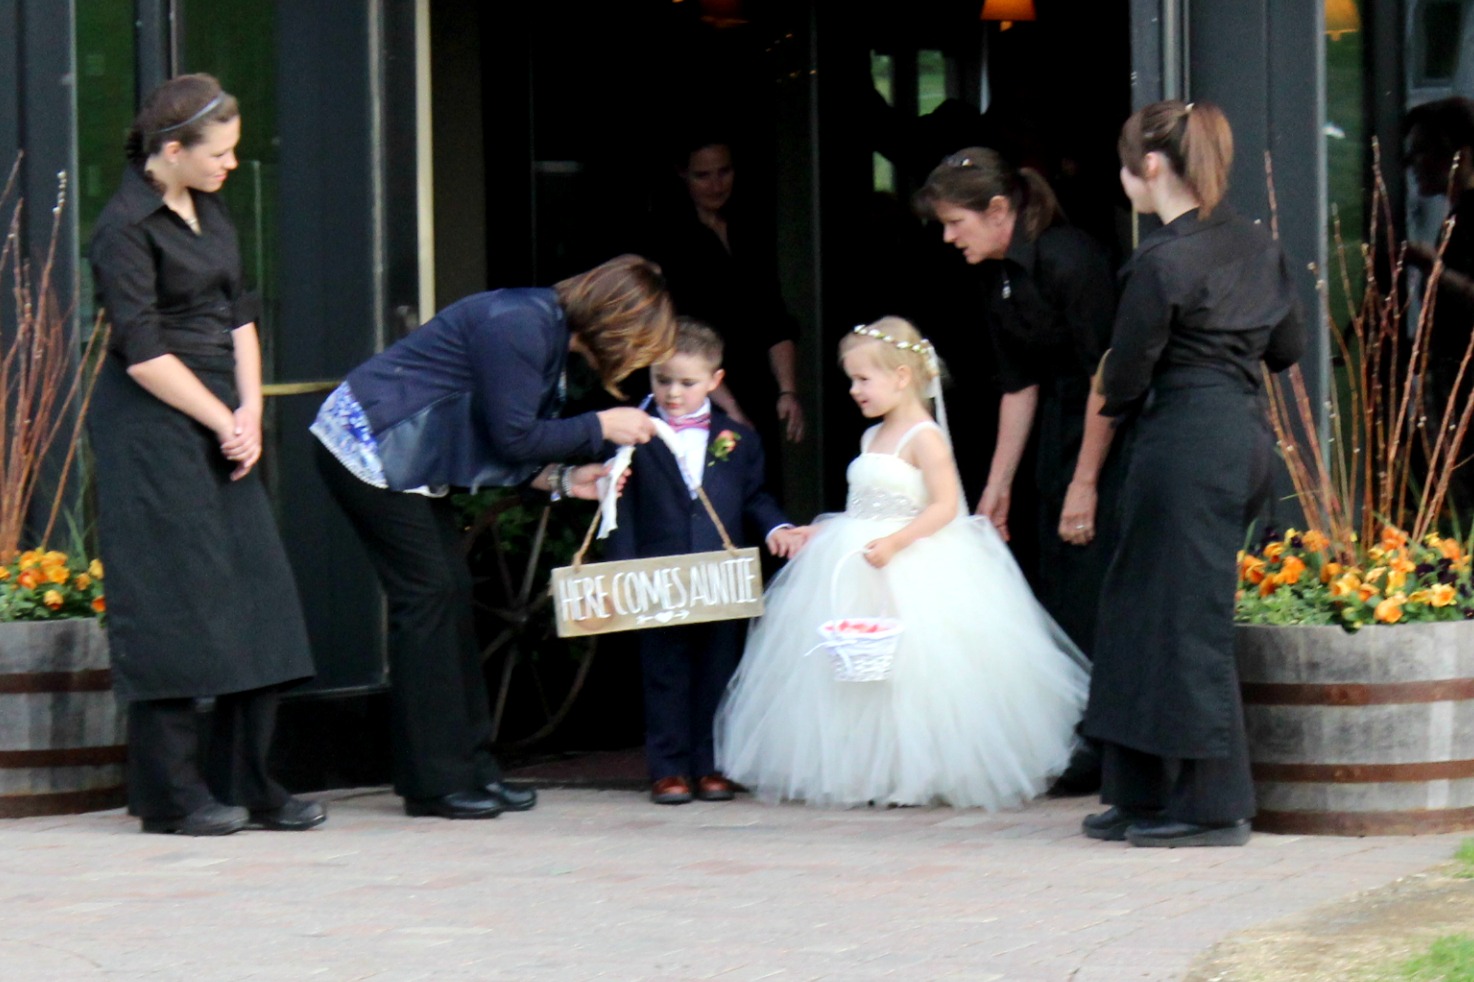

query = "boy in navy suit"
[607,319,804,804]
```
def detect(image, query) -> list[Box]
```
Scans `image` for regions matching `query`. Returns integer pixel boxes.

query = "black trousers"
[127,686,290,819]
[315,443,501,799]
[640,621,743,781]
[1099,679,1256,825]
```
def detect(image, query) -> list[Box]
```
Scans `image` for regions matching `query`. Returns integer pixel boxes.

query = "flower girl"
[716,318,1089,809]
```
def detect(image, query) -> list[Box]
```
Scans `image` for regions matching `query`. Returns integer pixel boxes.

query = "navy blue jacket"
[345,288,605,490]
[606,409,788,560]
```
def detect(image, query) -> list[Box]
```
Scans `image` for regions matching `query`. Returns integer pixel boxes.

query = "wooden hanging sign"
[551,547,764,637]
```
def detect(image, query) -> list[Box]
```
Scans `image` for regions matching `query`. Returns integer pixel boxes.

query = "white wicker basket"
[817,617,903,681]
[816,550,903,682]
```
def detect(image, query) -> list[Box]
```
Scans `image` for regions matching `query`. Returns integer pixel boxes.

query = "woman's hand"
[565,462,621,501]
[777,392,805,442]
[597,407,657,445]
[977,483,1010,541]
[863,535,900,568]
[219,404,262,480]
[1058,479,1098,546]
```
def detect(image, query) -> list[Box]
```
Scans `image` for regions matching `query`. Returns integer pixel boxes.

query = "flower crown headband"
[851,323,935,358]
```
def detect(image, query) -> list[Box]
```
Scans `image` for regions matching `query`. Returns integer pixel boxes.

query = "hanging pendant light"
[980,0,1037,30]
[1325,0,1361,41]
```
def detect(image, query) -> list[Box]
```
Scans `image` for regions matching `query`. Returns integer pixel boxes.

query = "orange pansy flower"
[1374,593,1407,623]
[1259,576,1279,597]
[41,589,64,611]
[88,559,104,580]
[1263,542,1286,561]
[1381,526,1409,552]
[16,569,42,590]
[73,573,92,591]
[1301,530,1330,552]
[1321,561,1343,585]
[45,564,69,585]
[1279,556,1308,584]
[1357,582,1380,602]
[1439,538,1466,562]
[1239,554,1267,584]
[91,595,106,613]
[1430,584,1457,607]
[1329,572,1360,598]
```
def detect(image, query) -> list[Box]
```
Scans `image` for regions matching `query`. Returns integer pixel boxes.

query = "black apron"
[1082,367,1273,759]
[90,355,313,702]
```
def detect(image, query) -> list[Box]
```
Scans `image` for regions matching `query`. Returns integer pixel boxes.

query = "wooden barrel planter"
[1237,622,1474,835]
[0,619,126,817]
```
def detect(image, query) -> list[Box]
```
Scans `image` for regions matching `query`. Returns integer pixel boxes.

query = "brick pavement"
[0,788,1463,981]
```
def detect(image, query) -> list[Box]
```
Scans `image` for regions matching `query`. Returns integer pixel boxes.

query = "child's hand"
[767,525,813,559]
[863,536,899,568]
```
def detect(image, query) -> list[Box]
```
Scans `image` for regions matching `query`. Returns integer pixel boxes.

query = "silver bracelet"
[559,464,578,500]
[547,464,567,503]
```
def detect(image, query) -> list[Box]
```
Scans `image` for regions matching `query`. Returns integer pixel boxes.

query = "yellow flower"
[1263,542,1285,561]
[1408,589,1433,605]
[1438,538,1465,562]
[1364,566,1386,584]
[1279,556,1308,585]
[41,589,64,611]
[1390,556,1417,574]
[43,550,66,566]
[88,559,104,580]
[1368,545,1387,561]
[1388,570,1408,592]
[1430,584,1457,607]
[1330,572,1361,598]
[18,550,42,568]
[1321,561,1343,585]
[0,566,9,581]
[1357,582,1380,603]
[44,564,69,585]
[1301,530,1330,552]
[73,573,92,591]
[1374,593,1407,624]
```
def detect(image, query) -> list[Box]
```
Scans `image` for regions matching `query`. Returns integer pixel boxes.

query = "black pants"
[127,686,290,819]
[640,622,743,781]
[1099,680,1256,825]
[315,443,501,800]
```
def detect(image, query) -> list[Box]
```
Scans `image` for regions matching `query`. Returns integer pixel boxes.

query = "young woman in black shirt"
[89,74,322,836]
[1081,101,1305,848]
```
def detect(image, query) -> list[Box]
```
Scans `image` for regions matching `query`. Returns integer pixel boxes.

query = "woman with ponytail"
[915,149,1118,695]
[1080,101,1305,848]
[89,74,323,836]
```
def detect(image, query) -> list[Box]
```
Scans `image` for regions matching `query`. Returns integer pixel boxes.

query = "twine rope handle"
[569,454,739,572]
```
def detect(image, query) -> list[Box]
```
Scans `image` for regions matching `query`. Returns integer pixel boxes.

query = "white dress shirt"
[658,400,712,498]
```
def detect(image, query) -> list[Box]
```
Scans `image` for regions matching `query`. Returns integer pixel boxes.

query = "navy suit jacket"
[344,287,604,491]
[605,410,788,561]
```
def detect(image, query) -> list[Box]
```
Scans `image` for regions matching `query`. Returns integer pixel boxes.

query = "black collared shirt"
[980,222,1116,400]
[1102,207,1305,417]
[89,165,259,368]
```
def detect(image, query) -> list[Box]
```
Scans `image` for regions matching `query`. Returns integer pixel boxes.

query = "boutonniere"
[708,429,740,465]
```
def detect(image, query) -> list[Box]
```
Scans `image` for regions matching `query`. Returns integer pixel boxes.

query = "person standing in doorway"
[1082,100,1304,848]
[643,138,805,494]
[89,74,324,836]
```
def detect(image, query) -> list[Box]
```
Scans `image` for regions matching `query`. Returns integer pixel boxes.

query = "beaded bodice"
[843,424,934,521]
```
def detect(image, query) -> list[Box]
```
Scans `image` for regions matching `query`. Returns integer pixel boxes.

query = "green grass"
[1456,839,1474,879]
[1387,935,1474,980]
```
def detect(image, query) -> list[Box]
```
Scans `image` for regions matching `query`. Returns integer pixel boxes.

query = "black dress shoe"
[1126,818,1251,848]
[248,797,327,831]
[1082,806,1162,841]
[403,790,504,819]
[483,781,537,812]
[141,802,248,836]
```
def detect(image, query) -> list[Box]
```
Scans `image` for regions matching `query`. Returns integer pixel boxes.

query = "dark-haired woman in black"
[1081,101,1304,848]
[89,74,321,836]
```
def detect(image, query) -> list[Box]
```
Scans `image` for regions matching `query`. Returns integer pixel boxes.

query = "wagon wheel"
[461,493,598,751]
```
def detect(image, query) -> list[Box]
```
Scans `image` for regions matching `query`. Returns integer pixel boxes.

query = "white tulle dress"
[715,421,1090,810]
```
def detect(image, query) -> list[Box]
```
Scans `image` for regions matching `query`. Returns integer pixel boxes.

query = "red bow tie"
[668,412,711,432]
